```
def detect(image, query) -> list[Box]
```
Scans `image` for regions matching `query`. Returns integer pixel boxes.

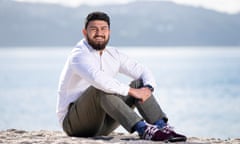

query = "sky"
[14,0,240,14]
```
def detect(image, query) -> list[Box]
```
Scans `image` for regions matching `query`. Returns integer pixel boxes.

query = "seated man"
[56,11,186,142]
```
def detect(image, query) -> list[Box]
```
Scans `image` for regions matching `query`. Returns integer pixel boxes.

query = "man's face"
[83,20,110,51]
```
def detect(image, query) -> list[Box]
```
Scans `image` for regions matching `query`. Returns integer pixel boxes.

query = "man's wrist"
[143,85,154,92]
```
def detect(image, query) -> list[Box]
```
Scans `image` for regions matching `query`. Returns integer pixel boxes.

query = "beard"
[86,34,110,51]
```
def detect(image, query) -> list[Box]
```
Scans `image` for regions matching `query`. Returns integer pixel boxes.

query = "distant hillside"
[0,0,240,47]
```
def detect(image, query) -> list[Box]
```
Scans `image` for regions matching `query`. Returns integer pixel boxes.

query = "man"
[57,11,186,142]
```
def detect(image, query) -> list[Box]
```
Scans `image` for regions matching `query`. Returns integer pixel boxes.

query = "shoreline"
[0,129,239,144]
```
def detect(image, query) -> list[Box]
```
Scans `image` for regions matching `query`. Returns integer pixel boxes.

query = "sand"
[0,129,239,144]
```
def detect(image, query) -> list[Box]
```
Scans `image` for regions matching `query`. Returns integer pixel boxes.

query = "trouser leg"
[130,79,168,124]
[98,92,142,133]
[63,86,142,137]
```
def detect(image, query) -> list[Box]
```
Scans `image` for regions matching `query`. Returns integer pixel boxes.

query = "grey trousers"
[63,79,167,137]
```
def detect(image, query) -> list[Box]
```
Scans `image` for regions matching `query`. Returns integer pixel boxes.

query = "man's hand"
[128,87,152,103]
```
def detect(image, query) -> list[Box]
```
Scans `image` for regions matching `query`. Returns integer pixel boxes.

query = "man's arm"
[118,50,157,88]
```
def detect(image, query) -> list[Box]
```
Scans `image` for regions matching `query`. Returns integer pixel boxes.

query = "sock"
[134,121,146,136]
[154,118,167,129]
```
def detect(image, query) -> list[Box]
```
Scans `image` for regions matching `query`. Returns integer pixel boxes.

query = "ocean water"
[0,47,240,139]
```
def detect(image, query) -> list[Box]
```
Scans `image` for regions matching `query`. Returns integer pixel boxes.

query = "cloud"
[13,0,240,14]
[14,0,134,7]
[170,0,240,14]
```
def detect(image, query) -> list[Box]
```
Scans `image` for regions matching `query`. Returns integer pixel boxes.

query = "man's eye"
[90,28,97,31]
[102,27,108,31]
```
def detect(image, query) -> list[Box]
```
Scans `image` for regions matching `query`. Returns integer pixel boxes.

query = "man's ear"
[82,29,87,37]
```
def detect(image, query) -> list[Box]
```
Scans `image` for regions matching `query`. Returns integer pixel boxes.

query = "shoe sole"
[166,137,187,143]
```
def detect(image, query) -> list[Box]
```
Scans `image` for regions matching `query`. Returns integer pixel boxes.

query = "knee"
[86,86,98,92]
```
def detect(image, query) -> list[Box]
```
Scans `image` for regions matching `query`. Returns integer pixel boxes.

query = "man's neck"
[99,51,103,56]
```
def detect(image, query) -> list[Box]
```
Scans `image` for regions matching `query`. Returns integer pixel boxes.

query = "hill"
[0,0,240,47]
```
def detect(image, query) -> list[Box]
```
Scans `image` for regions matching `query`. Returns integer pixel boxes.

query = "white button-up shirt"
[56,38,156,126]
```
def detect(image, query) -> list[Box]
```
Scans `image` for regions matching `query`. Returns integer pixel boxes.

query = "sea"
[0,47,239,139]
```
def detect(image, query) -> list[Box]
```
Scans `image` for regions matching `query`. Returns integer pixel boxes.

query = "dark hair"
[85,11,110,29]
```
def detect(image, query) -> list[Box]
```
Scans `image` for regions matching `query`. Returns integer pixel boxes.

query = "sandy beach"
[0,129,239,144]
